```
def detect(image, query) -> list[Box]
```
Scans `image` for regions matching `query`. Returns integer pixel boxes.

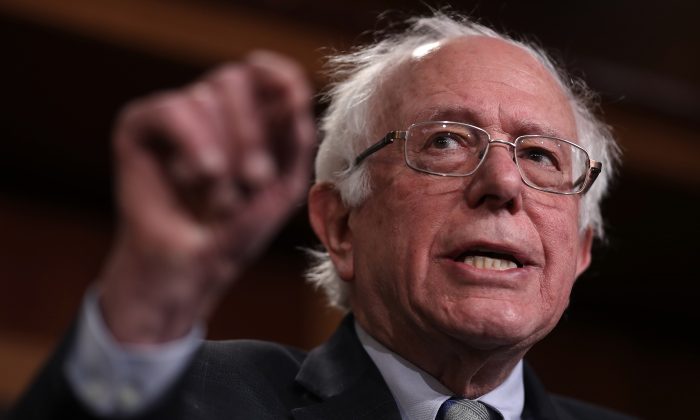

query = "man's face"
[346,37,593,354]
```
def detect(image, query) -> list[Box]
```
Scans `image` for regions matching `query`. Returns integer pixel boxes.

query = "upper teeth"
[462,255,517,270]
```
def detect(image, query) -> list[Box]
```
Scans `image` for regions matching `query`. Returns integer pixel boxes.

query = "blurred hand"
[98,52,316,344]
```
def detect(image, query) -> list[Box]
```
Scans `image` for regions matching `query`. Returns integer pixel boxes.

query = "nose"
[464,142,523,212]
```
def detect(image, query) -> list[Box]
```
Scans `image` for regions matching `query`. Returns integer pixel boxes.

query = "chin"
[433,300,557,351]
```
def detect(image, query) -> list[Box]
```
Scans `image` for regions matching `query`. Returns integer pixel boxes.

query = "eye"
[426,132,467,150]
[518,146,559,168]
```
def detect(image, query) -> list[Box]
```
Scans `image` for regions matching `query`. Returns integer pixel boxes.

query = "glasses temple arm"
[580,160,602,194]
[354,131,404,166]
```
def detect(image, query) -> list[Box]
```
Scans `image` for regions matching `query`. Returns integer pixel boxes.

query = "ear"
[574,227,594,278]
[308,182,354,281]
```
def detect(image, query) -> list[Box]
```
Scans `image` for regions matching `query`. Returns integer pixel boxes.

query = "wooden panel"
[0,331,55,406]
[0,0,347,80]
[607,105,700,185]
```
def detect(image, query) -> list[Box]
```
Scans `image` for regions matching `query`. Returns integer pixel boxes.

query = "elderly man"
[10,12,634,420]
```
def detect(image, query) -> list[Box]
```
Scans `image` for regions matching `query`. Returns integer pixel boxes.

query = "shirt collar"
[355,322,524,420]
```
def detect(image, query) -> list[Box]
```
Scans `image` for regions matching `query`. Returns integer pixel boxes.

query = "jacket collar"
[292,314,401,420]
[522,362,576,420]
[292,315,570,420]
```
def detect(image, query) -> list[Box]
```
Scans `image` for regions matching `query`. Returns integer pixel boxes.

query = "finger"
[115,92,234,222]
[117,92,226,180]
[205,65,276,192]
[245,51,316,199]
[247,50,313,113]
[218,178,308,262]
[183,81,246,218]
[203,53,316,260]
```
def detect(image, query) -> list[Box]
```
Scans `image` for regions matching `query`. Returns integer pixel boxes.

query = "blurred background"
[0,0,698,418]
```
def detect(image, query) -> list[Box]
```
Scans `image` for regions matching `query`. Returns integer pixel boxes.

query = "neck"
[355,313,529,398]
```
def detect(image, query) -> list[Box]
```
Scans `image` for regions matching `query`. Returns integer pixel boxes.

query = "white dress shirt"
[355,323,524,420]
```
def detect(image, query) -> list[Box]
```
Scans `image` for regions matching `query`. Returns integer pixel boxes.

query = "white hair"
[307,12,621,310]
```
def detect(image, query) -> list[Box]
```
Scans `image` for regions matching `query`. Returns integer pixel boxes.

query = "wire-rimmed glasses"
[353,121,602,195]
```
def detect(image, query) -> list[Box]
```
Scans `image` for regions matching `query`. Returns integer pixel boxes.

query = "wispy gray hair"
[307,11,621,310]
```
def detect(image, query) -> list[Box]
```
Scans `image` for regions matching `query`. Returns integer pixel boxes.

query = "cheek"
[358,173,457,289]
[374,167,457,236]
[528,196,581,306]
[387,176,465,252]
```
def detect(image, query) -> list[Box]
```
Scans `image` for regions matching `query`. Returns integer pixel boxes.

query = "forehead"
[378,36,576,139]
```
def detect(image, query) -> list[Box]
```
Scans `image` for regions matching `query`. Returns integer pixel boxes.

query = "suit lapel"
[522,362,576,420]
[291,316,578,420]
[292,315,401,420]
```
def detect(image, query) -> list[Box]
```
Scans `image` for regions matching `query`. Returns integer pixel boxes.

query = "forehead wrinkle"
[415,104,568,140]
[516,120,570,138]
[410,82,572,137]
[498,104,570,138]
[420,105,487,125]
[448,64,554,97]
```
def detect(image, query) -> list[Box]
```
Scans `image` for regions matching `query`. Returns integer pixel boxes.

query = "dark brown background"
[0,1,698,418]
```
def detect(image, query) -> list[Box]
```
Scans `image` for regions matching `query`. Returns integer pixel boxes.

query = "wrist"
[97,235,236,344]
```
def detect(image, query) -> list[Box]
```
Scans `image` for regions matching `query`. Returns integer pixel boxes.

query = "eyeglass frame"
[352,121,602,195]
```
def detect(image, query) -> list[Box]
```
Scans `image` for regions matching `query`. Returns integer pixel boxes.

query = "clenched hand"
[98,52,316,344]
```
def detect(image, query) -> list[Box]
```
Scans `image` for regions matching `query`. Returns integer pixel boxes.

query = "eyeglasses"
[353,121,602,195]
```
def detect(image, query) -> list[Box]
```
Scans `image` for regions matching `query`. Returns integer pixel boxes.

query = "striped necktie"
[436,397,503,420]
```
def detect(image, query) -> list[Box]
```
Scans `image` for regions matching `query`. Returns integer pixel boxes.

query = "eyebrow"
[515,121,564,138]
[418,106,567,139]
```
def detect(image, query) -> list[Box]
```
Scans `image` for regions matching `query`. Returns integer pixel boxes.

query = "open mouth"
[454,249,524,270]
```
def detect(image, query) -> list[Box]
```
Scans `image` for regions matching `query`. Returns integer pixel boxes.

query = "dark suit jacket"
[9,315,636,419]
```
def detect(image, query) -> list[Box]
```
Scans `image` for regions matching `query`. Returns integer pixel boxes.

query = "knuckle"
[186,82,215,105]
[248,50,305,77]
[207,64,249,88]
[119,91,184,125]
